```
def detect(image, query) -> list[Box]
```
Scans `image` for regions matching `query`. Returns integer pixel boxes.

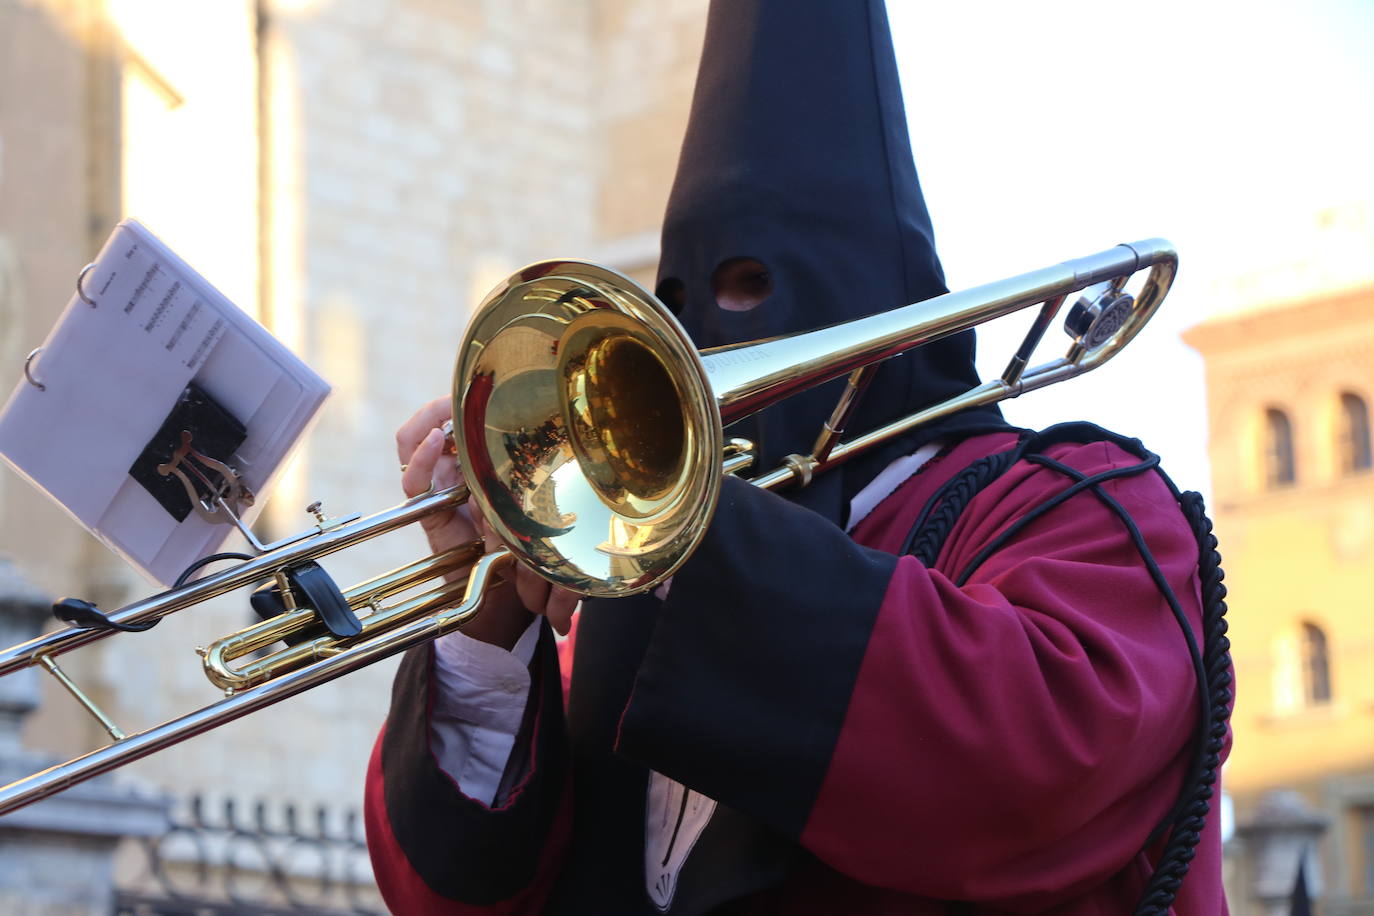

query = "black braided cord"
[899,431,1232,914]
[900,449,1018,565]
[1133,491,1232,916]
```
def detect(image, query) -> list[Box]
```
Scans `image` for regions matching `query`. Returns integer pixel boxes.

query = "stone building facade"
[1187,285,1374,915]
[0,0,707,907]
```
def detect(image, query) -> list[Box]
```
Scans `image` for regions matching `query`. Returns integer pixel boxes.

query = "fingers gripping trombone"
[0,239,1176,815]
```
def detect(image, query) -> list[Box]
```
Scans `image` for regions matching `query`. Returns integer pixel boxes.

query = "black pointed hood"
[658,0,1011,525]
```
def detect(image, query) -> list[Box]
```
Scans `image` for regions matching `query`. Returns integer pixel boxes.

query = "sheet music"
[0,219,331,586]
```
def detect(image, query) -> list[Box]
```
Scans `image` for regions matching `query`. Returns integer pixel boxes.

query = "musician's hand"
[398,397,474,550]
[473,512,580,638]
[397,398,578,647]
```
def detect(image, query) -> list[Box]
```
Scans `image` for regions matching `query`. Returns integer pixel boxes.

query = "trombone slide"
[0,238,1176,817]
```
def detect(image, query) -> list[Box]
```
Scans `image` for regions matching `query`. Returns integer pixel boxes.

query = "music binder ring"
[23,348,45,391]
[76,262,97,306]
[24,259,98,390]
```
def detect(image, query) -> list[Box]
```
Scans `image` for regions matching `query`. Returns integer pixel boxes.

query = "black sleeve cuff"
[616,476,897,837]
[380,624,569,903]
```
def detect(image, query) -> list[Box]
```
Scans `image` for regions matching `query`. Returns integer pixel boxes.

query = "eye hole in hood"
[655,277,686,316]
[712,257,772,313]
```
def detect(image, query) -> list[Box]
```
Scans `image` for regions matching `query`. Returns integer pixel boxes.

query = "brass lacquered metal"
[701,240,1174,430]
[457,241,1176,515]
[202,542,484,691]
[724,240,1176,490]
[0,238,1176,817]
[810,366,878,464]
[455,261,722,598]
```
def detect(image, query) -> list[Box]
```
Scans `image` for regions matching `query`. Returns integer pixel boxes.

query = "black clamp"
[250,562,362,646]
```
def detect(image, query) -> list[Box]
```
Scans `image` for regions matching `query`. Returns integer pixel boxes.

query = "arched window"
[1264,407,1296,487]
[1340,392,1372,474]
[1301,621,1332,705]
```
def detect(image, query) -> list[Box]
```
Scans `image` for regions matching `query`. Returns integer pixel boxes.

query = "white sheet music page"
[0,219,330,586]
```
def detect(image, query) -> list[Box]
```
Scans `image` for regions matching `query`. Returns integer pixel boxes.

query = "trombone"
[0,239,1177,816]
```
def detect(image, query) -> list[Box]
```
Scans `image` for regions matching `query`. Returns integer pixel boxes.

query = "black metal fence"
[114,795,382,916]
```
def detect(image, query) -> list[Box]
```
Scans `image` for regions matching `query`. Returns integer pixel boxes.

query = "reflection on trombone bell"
[0,238,1177,816]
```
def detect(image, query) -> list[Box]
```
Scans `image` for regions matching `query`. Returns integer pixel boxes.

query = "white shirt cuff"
[428,618,541,805]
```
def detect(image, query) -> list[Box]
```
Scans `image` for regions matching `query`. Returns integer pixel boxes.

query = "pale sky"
[887,0,1374,495]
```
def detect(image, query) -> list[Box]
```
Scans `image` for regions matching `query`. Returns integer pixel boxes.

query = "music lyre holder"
[148,425,360,556]
[157,429,257,526]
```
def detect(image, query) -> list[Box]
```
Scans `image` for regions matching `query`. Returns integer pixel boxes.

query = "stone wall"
[592,0,707,271]
[0,0,138,762]
[0,0,115,601]
[0,0,710,857]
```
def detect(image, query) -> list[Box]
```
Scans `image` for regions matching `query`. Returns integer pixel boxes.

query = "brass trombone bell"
[456,261,723,598]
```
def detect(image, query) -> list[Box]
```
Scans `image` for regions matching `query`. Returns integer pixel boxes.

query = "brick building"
[1187,285,1374,915]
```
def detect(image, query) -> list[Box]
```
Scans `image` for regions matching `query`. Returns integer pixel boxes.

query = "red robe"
[365,431,1230,914]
